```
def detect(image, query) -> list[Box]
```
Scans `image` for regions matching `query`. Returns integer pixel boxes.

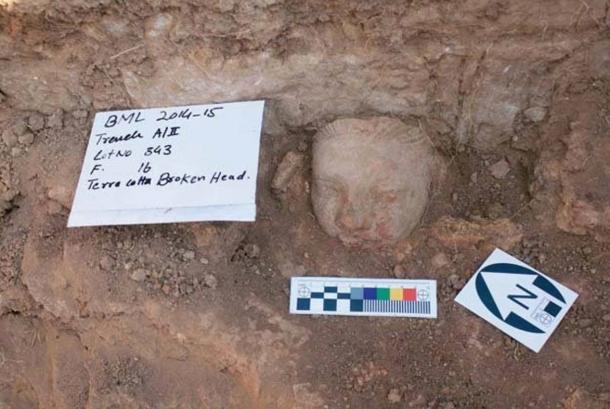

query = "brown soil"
[1,1,609,408]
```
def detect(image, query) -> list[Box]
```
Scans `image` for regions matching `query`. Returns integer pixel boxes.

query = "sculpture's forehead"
[314,135,424,189]
[317,133,413,160]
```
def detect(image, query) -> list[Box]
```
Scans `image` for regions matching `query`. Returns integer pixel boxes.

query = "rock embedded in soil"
[48,110,64,129]
[0,198,13,216]
[523,106,546,122]
[312,117,435,246]
[431,252,450,269]
[99,255,115,271]
[18,131,35,145]
[27,113,46,131]
[393,264,407,278]
[203,273,218,289]
[47,185,73,209]
[271,151,305,192]
[12,120,28,136]
[1,129,18,147]
[244,243,260,259]
[489,159,510,179]
[447,274,465,290]
[431,216,523,251]
[130,269,147,282]
[387,388,402,403]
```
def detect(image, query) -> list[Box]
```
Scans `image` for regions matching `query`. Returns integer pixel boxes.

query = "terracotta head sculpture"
[312,117,435,246]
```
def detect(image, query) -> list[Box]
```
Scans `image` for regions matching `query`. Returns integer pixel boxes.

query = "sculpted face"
[312,117,434,246]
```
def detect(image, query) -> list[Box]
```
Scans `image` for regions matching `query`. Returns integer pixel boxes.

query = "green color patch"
[376,288,390,300]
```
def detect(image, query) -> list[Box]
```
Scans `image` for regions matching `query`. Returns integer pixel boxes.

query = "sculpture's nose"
[337,199,372,231]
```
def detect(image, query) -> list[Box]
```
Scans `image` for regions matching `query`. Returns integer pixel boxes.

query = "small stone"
[203,273,218,289]
[387,388,402,403]
[73,110,88,119]
[2,129,18,147]
[272,151,305,192]
[161,284,171,295]
[470,172,478,184]
[12,120,27,136]
[182,250,195,260]
[431,252,450,269]
[130,268,147,282]
[486,202,504,219]
[99,255,115,271]
[10,147,22,157]
[48,110,64,129]
[393,264,406,278]
[27,113,45,131]
[0,199,13,216]
[46,200,64,215]
[447,274,464,290]
[489,159,510,179]
[523,106,547,123]
[408,394,427,408]
[47,186,72,209]
[244,243,260,258]
[18,131,34,145]
[602,314,610,322]
[577,318,593,329]
[199,257,209,265]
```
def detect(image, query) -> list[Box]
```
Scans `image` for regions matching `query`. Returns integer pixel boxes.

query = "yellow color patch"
[390,288,403,300]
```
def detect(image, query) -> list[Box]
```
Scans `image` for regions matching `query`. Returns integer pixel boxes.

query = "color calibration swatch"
[290,277,437,318]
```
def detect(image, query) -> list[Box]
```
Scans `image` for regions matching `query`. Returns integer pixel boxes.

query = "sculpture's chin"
[336,226,403,248]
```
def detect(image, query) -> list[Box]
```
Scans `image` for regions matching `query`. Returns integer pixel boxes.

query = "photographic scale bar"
[290,277,437,318]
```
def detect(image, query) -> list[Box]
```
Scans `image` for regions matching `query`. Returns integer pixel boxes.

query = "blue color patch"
[544,301,561,317]
[324,286,338,292]
[338,293,351,299]
[350,288,364,300]
[310,292,324,299]
[350,300,363,312]
[364,288,377,300]
[296,298,310,311]
[324,299,337,311]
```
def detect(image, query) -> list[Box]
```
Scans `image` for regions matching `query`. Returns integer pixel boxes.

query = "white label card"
[68,100,265,227]
[455,248,578,352]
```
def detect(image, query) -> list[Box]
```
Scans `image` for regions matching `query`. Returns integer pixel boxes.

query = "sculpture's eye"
[371,189,400,206]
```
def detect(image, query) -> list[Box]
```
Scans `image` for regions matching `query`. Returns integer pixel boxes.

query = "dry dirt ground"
[1,1,610,408]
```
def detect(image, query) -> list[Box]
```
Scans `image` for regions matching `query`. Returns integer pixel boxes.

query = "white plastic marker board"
[455,249,578,352]
[68,100,265,227]
[290,277,437,318]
